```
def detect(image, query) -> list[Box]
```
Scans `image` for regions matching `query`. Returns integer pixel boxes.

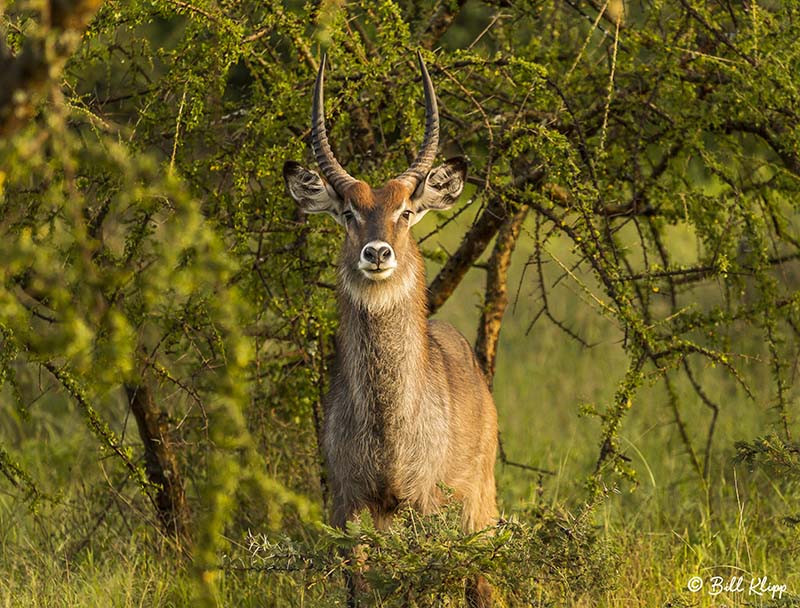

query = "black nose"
[363,245,393,265]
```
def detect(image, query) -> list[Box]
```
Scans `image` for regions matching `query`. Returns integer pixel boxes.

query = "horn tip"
[283,160,302,179]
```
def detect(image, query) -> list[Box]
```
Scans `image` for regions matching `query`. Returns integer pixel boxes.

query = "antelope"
[284,52,498,608]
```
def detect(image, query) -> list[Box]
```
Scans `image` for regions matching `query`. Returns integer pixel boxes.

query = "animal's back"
[427,319,498,530]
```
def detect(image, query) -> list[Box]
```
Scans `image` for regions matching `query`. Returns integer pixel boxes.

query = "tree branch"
[0,0,103,136]
[419,0,468,50]
[126,382,192,546]
[722,120,800,178]
[475,204,529,386]
[427,169,545,315]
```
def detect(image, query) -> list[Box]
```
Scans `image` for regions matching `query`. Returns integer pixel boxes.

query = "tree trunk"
[475,205,530,387]
[125,382,191,546]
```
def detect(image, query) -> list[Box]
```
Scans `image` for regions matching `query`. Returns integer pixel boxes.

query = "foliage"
[735,433,800,526]
[230,496,617,607]
[1,0,800,605]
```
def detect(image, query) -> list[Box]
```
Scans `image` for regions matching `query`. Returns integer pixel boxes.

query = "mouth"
[359,266,396,281]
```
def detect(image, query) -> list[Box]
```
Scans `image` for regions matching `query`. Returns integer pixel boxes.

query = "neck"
[335,251,428,417]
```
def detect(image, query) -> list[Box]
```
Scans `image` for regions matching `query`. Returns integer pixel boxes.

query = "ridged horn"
[311,53,358,196]
[396,51,440,191]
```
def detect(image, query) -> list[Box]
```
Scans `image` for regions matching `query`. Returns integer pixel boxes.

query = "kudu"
[284,52,498,608]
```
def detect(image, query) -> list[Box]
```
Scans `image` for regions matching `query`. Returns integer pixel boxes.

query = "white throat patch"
[339,262,419,314]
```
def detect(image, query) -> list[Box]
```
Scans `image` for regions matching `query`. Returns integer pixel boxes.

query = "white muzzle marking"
[359,240,397,280]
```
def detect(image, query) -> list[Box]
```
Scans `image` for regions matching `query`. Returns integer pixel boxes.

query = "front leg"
[331,498,367,607]
[332,496,399,607]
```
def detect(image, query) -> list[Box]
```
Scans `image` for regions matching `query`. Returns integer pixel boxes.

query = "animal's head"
[284,52,467,295]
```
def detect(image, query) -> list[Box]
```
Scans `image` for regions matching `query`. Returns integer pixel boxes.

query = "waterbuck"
[284,52,498,607]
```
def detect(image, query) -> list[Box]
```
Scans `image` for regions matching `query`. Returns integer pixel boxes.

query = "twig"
[598,12,621,154]
[683,359,719,480]
[497,434,555,476]
[169,82,188,175]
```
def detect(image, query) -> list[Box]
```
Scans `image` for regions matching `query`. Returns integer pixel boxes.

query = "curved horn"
[397,51,440,191]
[311,53,358,196]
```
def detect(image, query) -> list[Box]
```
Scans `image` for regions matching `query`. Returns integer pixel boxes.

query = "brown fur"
[326,181,498,607]
[343,180,377,209]
[285,162,497,607]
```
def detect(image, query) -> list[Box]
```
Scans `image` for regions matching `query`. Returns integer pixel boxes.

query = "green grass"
[1,204,799,606]
[427,201,800,605]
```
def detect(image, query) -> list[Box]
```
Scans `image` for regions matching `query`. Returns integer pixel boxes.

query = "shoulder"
[427,319,473,357]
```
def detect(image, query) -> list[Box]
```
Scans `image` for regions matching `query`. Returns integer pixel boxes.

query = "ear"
[409,157,467,221]
[283,161,343,222]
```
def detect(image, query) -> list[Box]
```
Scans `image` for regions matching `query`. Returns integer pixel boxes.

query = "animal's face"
[283,158,467,283]
[283,50,467,293]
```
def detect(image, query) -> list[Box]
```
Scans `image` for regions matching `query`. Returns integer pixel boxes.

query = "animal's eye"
[342,210,354,222]
[401,210,414,221]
